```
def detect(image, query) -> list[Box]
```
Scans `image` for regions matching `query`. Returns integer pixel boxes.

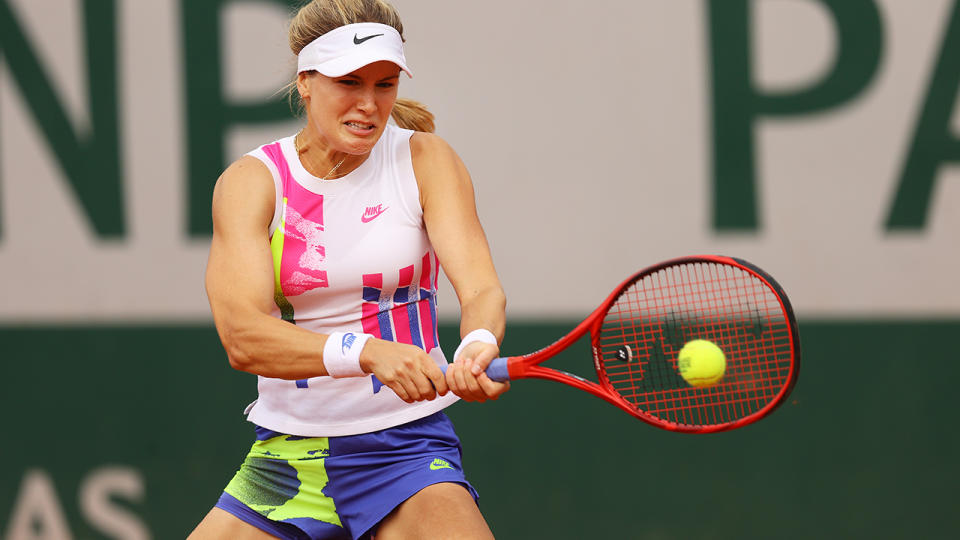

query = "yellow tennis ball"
[677,339,726,388]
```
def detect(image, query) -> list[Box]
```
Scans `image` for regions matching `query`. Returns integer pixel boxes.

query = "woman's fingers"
[477,373,510,400]
[447,341,506,402]
[426,361,449,397]
[361,339,447,402]
[468,343,499,376]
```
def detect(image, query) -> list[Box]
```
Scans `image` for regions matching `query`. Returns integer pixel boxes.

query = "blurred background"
[1,0,958,538]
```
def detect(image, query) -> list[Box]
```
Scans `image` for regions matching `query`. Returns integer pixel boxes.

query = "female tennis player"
[188,1,507,538]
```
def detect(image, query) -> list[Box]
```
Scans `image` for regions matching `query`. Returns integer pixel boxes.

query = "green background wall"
[2,321,957,538]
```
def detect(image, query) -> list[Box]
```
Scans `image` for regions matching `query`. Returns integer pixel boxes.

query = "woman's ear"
[296,72,311,101]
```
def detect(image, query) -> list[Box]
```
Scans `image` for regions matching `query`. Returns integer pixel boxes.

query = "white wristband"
[323,332,373,378]
[453,329,498,362]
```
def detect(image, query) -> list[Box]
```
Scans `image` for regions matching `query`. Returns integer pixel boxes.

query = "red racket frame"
[497,255,801,433]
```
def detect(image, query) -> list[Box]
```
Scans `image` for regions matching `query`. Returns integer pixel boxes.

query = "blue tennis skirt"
[215,411,479,540]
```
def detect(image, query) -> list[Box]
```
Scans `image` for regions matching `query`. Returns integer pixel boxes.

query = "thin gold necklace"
[295,129,347,180]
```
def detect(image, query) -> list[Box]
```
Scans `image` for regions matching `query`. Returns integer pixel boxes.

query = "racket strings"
[596,262,794,428]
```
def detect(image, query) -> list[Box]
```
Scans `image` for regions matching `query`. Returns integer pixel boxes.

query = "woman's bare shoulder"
[212,155,276,230]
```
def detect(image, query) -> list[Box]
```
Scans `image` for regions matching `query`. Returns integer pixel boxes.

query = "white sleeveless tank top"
[243,125,458,437]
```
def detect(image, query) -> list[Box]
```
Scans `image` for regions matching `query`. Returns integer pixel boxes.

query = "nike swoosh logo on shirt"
[354,33,384,45]
[361,204,389,223]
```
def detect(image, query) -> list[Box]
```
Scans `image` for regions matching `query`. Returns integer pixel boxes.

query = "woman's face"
[298,61,401,156]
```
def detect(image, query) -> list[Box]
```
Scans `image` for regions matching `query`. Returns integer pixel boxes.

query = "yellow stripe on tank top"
[270,198,295,321]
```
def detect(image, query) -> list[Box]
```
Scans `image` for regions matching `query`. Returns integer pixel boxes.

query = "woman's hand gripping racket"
[484,255,800,433]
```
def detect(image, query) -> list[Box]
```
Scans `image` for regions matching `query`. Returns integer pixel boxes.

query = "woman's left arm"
[412,132,509,402]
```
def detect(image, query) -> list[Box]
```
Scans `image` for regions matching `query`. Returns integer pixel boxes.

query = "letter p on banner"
[708,0,883,231]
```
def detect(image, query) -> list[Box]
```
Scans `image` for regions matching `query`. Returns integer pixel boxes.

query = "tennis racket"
[484,255,800,433]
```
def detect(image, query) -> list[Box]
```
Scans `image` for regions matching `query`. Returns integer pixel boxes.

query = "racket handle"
[485,357,511,382]
[438,358,511,382]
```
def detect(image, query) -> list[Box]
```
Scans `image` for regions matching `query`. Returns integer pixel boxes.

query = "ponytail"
[391,98,435,133]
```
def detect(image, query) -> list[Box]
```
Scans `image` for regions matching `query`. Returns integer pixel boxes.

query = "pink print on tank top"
[280,204,329,295]
[262,141,329,298]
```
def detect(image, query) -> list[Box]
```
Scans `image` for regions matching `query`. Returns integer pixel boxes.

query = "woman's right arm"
[206,156,331,379]
[205,156,447,402]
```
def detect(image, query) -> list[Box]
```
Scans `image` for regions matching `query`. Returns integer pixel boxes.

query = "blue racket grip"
[439,357,511,382]
[485,357,511,381]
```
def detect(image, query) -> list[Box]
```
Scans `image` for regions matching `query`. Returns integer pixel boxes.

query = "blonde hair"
[288,0,435,133]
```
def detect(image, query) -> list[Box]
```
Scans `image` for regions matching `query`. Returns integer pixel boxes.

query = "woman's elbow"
[225,347,251,372]
[218,324,257,372]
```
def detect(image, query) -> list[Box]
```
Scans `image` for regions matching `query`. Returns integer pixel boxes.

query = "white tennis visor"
[297,22,412,78]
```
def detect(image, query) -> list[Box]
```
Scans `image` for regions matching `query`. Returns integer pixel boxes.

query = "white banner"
[1,0,958,321]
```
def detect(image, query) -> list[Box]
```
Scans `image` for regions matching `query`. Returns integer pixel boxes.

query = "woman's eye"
[338,79,359,86]
[377,82,395,89]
